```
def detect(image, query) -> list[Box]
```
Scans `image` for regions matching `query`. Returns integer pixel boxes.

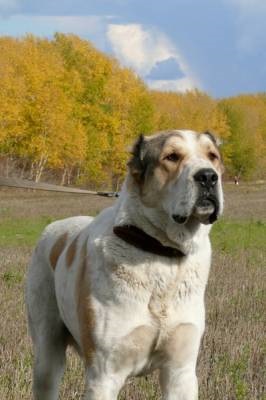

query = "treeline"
[0,34,265,188]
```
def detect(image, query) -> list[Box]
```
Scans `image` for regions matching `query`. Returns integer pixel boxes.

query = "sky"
[0,0,266,98]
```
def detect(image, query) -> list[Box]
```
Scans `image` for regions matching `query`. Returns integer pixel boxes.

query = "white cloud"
[147,77,197,93]
[106,23,201,93]
[107,24,177,75]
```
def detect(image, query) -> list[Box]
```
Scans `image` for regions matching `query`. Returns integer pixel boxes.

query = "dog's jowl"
[26,130,224,400]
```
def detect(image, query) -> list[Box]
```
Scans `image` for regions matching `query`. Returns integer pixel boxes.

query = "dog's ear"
[128,134,147,183]
[203,131,222,147]
[203,131,225,173]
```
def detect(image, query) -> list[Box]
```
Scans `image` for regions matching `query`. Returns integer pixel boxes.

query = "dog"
[26,130,224,400]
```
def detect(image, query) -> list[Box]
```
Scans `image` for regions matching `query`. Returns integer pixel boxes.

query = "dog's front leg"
[159,323,201,400]
[83,366,126,400]
[160,364,198,400]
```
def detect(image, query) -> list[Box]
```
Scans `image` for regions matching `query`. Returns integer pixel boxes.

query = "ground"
[0,183,265,400]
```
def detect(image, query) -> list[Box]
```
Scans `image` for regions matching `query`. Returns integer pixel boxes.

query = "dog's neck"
[113,178,210,256]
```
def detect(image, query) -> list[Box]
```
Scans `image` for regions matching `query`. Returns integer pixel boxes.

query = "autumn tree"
[151,90,229,137]
[0,33,265,185]
[0,37,27,176]
[219,95,266,178]
[54,34,154,188]
[0,35,87,182]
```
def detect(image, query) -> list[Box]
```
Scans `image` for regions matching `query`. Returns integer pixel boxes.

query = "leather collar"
[113,225,185,258]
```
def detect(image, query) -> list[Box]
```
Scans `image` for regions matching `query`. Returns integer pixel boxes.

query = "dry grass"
[223,182,266,221]
[0,183,265,399]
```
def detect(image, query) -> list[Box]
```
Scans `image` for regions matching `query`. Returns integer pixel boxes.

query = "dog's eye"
[165,153,180,162]
[208,152,219,161]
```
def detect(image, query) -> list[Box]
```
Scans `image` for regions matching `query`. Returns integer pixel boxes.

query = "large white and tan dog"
[26,130,224,400]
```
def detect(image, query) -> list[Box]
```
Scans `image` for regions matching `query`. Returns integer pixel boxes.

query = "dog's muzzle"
[193,193,219,224]
[193,168,220,224]
[172,168,220,225]
[172,168,221,225]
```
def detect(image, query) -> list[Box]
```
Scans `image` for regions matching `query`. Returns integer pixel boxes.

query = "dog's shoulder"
[34,216,93,266]
[43,216,94,238]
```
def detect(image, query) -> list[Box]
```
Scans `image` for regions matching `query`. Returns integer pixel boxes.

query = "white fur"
[26,130,223,400]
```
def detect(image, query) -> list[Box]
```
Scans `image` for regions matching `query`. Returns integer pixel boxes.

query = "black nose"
[194,168,218,189]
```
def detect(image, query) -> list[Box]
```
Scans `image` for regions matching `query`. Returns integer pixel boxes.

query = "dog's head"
[128,130,224,226]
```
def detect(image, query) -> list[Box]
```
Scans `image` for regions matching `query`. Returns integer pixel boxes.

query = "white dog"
[26,130,224,400]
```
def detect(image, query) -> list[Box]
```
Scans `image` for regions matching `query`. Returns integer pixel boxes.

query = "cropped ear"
[203,131,225,173]
[202,131,222,147]
[128,134,147,183]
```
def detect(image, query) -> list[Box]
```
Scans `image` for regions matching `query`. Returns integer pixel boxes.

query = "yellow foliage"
[0,34,265,184]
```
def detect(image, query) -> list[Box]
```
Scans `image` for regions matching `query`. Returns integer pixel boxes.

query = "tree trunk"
[29,162,35,180]
[60,167,67,186]
[20,159,27,179]
[76,167,80,183]
[5,157,9,178]
[66,167,73,186]
[34,156,47,183]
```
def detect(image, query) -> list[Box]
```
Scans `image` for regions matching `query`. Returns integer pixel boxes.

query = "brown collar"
[113,225,185,258]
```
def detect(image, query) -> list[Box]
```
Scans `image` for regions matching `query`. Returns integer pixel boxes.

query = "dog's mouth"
[193,194,219,224]
[172,195,219,225]
[172,214,189,224]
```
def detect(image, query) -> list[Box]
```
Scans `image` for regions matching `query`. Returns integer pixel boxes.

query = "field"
[0,183,265,400]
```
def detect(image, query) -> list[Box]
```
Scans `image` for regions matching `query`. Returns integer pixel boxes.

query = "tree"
[220,95,266,178]
[0,34,265,184]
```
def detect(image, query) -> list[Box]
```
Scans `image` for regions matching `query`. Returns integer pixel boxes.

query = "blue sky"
[0,0,266,97]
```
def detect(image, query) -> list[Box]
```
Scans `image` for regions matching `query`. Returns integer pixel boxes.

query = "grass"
[0,216,54,246]
[211,219,266,253]
[0,184,265,399]
[0,215,264,250]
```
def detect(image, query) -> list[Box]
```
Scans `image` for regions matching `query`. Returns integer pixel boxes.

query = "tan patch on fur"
[76,241,95,364]
[66,235,78,268]
[162,323,199,367]
[155,158,186,188]
[155,137,188,188]
[198,137,224,174]
[49,233,68,270]
[156,134,224,186]
[132,131,223,206]
[112,265,149,290]
[111,325,156,373]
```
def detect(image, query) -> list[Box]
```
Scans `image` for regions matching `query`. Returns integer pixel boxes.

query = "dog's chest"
[110,256,203,323]
[95,258,205,377]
